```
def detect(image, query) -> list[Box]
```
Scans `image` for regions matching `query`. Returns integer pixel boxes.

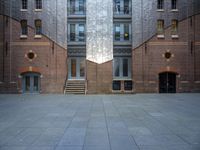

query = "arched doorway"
[22,72,40,93]
[159,72,176,93]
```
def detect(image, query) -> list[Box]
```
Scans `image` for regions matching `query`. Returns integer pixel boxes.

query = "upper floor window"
[171,19,178,35]
[21,20,28,35]
[114,23,131,41]
[68,0,85,15]
[35,0,42,10]
[113,57,131,78]
[35,19,42,35]
[157,20,164,35]
[21,0,28,10]
[68,24,85,42]
[114,0,131,15]
[157,0,164,10]
[171,0,177,10]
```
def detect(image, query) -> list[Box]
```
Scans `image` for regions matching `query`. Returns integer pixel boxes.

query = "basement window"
[113,81,121,91]
[124,81,133,91]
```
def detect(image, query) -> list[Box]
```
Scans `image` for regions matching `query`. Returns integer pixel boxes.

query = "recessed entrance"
[22,73,40,93]
[159,72,176,93]
[68,57,85,80]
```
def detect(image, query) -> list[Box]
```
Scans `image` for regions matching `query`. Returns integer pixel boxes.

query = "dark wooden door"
[159,72,176,93]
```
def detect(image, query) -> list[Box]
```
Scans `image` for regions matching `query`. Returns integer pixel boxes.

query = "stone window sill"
[20,9,28,12]
[20,35,28,39]
[157,35,165,39]
[35,9,42,12]
[171,35,179,39]
[34,35,42,39]
[157,9,164,12]
[171,9,178,12]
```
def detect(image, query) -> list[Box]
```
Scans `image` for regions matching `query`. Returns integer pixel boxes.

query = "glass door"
[68,57,85,80]
[23,73,40,93]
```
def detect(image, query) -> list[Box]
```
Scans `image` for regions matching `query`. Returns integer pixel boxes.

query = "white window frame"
[21,0,28,11]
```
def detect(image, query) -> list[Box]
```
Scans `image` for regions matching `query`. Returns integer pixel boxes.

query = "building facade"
[0,0,200,94]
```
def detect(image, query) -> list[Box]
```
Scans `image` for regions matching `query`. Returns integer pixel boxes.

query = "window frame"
[171,19,178,38]
[157,0,164,10]
[35,19,42,36]
[171,0,177,10]
[68,23,86,42]
[157,19,164,35]
[21,20,28,36]
[35,0,42,10]
[113,57,132,79]
[114,0,131,15]
[21,0,28,10]
[114,23,131,41]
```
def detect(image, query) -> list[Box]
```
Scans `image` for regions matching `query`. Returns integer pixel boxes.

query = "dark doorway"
[159,72,176,93]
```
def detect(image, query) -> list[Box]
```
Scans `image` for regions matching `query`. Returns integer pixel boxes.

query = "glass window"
[25,76,30,91]
[123,58,128,77]
[157,20,164,35]
[35,0,42,9]
[171,20,178,35]
[69,24,85,42]
[113,57,131,78]
[114,58,120,77]
[70,24,76,41]
[33,76,39,91]
[115,0,121,14]
[157,0,164,9]
[124,81,133,91]
[35,20,42,35]
[80,59,85,77]
[78,24,85,41]
[124,24,129,40]
[21,20,28,35]
[113,81,121,91]
[171,0,177,9]
[70,0,76,14]
[69,0,85,15]
[21,0,27,10]
[124,0,129,14]
[79,0,84,13]
[114,0,130,15]
[115,24,121,41]
[114,23,131,41]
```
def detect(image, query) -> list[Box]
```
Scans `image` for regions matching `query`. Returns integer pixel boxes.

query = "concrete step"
[64,80,86,95]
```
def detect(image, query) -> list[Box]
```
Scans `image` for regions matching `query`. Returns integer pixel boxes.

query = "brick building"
[0,0,200,94]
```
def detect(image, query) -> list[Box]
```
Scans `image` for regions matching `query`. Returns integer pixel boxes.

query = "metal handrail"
[113,6,131,15]
[68,6,86,15]
[68,34,86,42]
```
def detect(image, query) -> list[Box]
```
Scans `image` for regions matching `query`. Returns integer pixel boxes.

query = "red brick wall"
[86,60,113,94]
[132,14,200,93]
[0,15,67,93]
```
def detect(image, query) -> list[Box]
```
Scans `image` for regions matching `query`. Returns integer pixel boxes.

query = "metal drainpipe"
[2,2,5,82]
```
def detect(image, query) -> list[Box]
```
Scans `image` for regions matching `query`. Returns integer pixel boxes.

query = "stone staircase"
[64,80,86,94]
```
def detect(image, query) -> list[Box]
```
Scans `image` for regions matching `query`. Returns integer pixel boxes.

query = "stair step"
[64,80,86,95]
[65,89,85,91]
[66,84,85,86]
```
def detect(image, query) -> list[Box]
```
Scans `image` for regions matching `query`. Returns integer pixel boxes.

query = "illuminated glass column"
[86,0,113,64]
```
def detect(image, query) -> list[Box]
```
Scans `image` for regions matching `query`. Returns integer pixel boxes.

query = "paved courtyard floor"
[0,94,200,150]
